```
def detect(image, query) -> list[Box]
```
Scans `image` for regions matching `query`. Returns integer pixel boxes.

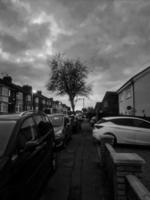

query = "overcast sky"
[1,0,150,110]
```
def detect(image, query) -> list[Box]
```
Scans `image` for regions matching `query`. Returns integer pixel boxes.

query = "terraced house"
[0,75,70,114]
[0,77,9,113]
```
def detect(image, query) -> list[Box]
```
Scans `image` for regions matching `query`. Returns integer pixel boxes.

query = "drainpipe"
[131,80,135,116]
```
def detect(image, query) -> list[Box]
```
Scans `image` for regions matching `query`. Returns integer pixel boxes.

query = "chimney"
[22,85,32,93]
[37,90,42,95]
[3,76,12,84]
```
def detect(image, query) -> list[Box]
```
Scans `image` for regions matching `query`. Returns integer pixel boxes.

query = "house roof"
[94,102,102,111]
[0,77,23,92]
[102,91,118,101]
[117,66,150,93]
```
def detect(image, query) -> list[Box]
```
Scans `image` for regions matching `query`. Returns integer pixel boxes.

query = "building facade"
[0,79,9,113]
[22,85,33,111]
[33,91,52,112]
[94,102,103,120]
[0,76,70,114]
[117,66,150,118]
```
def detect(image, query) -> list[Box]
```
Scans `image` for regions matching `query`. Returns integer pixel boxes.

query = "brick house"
[0,75,70,114]
[0,76,24,113]
[0,77,9,113]
[22,85,33,111]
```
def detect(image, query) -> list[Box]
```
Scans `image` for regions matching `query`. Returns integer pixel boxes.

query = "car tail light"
[94,125,103,129]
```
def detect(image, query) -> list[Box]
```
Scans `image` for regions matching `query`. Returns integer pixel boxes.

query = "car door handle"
[35,142,47,151]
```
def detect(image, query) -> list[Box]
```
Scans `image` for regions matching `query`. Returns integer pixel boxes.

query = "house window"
[0,96,9,103]
[26,95,31,101]
[15,103,23,113]
[0,86,9,97]
[26,106,31,111]
[42,99,46,104]
[0,102,8,113]
[103,101,108,108]
[3,87,9,96]
[119,93,124,102]
[48,101,51,106]
[35,97,39,103]
[16,92,23,100]
[35,106,39,111]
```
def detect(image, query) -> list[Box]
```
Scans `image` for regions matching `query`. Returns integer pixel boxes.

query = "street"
[1,1,150,199]
[40,120,110,200]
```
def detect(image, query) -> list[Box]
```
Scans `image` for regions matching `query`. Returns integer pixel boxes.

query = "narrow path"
[67,135,85,200]
[40,121,109,200]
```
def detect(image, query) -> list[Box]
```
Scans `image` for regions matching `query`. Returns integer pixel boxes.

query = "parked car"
[48,114,72,148]
[92,116,150,146]
[0,111,57,200]
[69,115,78,134]
[90,116,97,127]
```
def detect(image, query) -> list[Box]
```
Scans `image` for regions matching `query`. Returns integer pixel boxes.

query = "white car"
[92,116,150,146]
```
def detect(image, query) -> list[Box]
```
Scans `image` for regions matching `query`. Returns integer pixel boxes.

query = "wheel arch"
[103,132,117,145]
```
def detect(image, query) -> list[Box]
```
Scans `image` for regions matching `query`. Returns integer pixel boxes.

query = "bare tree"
[46,54,91,113]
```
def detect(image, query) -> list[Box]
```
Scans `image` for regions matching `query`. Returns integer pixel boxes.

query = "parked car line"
[0,111,56,200]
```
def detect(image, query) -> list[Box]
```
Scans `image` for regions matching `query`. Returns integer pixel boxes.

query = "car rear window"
[110,118,150,128]
[132,119,150,129]
[49,115,64,127]
[0,121,16,156]
[111,118,134,126]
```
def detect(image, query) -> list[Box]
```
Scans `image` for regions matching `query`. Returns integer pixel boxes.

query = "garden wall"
[100,135,150,200]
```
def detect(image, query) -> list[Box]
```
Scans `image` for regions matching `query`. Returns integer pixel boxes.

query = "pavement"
[40,120,111,200]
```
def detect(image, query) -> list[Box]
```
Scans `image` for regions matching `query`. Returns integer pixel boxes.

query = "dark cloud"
[56,0,100,22]
[0,33,28,54]
[1,0,150,107]
[0,0,28,28]
[0,59,49,90]
[24,23,51,50]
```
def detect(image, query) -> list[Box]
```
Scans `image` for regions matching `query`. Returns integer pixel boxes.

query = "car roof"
[0,114,21,120]
[48,113,66,117]
[102,116,150,122]
[0,111,46,121]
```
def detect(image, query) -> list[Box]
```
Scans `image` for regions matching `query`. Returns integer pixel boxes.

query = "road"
[40,120,110,200]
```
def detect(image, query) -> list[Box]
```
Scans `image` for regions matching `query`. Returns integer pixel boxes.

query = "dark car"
[0,111,56,200]
[90,116,97,128]
[48,114,72,148]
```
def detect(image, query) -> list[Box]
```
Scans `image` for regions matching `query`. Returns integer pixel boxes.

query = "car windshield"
[0,121,16,156]
[50,116,64,127]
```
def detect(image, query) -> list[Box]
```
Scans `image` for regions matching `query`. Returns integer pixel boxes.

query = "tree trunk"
[70,97,75,114]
